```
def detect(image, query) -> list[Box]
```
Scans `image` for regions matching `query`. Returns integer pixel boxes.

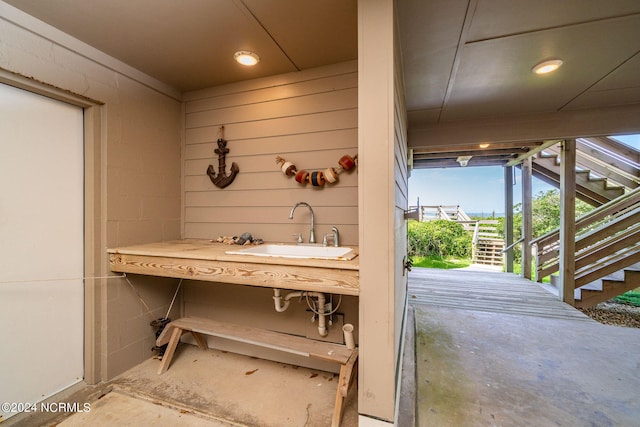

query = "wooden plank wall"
[393,15,409,367]
[183,61,359,245]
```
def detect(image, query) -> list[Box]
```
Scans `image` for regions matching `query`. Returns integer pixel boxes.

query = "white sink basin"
[225,244,357,260]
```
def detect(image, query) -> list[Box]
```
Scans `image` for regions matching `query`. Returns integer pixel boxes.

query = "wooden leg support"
[155,318,357,426]
[157,326,184,375]
[191,331,209,350]
[156,322,210,375]
[332,349,358,427]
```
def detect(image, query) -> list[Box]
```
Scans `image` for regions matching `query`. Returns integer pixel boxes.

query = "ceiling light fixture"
[479,143,490,149]
[532,59,563,75]
[457,156,472,167]
[234,51,259,66]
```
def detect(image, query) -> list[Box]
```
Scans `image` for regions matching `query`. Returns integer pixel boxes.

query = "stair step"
[473,261,503,266]
[573,270,640,308]
[579,281,604,291]
[605,186,626,195]
[538,152,558,160]
[532,152,632,204]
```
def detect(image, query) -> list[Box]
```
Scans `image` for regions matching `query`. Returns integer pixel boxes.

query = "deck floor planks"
[408,267,594,322]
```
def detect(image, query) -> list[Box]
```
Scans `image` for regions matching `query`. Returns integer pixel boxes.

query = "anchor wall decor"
[206,126,239,189]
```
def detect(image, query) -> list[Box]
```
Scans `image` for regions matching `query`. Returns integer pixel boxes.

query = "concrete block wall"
[1,4,182,380]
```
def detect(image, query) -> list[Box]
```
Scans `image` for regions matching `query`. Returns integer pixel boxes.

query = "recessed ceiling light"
[479,143,490,148]
[532,59,563,75]
[234,51,260,66]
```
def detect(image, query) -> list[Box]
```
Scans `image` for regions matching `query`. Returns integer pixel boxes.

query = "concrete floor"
[8,345,358,427]
[10,267,640,426]
[410,268,640,427]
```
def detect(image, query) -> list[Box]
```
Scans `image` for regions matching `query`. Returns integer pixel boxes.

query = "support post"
[358,0,398,422]
[521,158,533,279]
[559,139,576,304]
[504,166,514,272]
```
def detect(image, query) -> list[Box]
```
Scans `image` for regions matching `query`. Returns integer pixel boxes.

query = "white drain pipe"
[272,289,328,336]
[342,323,355,349]
[314,292,328,337]
[273,288,301,312]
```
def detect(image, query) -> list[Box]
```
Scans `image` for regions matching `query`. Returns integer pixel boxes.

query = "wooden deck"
[408,267,594,322]
[406,266,640,426]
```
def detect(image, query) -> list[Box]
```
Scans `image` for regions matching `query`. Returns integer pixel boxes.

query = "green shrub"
[614,291,640,307]
[408,220,472,258]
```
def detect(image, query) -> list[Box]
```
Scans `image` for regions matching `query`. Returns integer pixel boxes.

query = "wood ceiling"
[3,0,640,167]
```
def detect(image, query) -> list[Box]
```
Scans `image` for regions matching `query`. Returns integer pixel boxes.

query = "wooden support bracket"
[155,317,358,426]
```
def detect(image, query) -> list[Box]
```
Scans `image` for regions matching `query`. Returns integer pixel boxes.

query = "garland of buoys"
[275,154,357,187]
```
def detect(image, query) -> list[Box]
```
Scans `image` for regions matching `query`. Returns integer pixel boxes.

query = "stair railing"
[531,186,640,283]
[502,236,525,254]
[456,206,472,222]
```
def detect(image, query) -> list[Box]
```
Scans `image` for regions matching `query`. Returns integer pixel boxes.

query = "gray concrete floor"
[11,267,640,426]
[8,345,358,427]
[409,268,640,427]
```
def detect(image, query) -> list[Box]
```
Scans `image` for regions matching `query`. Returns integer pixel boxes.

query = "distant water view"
[467,212,504,218]
[409,134,640,216]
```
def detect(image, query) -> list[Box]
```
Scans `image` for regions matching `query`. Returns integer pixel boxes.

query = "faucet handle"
[323,232,339,247]
[292,233,303,244]
[331,226,340,247]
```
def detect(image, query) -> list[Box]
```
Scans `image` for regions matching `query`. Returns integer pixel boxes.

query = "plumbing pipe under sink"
[343,323,355,350]
[273,288,328,337]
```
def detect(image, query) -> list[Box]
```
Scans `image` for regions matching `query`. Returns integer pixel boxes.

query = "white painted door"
[0,83,84,421]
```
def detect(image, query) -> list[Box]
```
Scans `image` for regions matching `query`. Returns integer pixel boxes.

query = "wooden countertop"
[108,239,359,296]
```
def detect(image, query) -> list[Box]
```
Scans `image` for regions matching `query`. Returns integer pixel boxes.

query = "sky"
[408,134,640,215]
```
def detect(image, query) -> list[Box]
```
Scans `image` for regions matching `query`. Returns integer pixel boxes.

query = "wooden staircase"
[412,205,472,222]
[473,239,504,266]
[568,267,640,308]
[409,206,506,267]
[472,220,504,266]
[532,151,625,206]
[548,267,640,308]
[532,186,640,307]
[530,137,638,206]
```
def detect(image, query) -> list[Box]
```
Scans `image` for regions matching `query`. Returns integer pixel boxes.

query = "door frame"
[0,68,106,384]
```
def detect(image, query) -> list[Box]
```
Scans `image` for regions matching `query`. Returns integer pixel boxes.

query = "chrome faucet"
[331,226,340,246]
[323,226,340,247]
[289,202,315,243]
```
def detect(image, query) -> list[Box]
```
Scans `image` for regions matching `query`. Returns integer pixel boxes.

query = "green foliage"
[513,189,593,238]
[408,220,472,258]
[613,291,640,307]
[412,256,471,269]
[510,189,594,262]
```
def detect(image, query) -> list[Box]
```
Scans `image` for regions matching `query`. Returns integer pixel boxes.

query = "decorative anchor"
[206,126,239,189]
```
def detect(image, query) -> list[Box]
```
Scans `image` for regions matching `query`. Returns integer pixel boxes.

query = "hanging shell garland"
[275,154,357,187]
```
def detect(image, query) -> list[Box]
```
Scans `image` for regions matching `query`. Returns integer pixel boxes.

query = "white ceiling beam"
[408,103,640,148]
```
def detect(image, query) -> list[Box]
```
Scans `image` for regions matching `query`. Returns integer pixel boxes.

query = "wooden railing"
[471,220,503,264]
[407,205,471,222]
[531,186,640,284]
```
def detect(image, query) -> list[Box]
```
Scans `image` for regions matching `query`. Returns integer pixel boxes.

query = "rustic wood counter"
[107,239,359,296]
